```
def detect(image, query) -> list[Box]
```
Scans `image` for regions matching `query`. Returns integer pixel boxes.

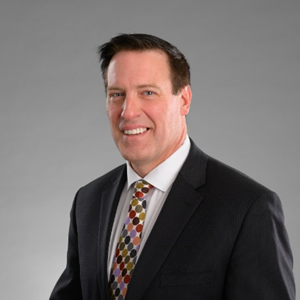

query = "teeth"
[124,128,147,135]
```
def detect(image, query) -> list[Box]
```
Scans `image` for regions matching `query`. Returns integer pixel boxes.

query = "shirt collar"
[126,135,191,192]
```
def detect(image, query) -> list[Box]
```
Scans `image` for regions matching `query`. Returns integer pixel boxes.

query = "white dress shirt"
[107,136,191,277]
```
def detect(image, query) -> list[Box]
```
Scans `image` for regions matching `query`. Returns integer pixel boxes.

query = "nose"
[121,95,141,120]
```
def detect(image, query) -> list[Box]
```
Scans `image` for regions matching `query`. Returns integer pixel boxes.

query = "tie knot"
[134,180,153,199]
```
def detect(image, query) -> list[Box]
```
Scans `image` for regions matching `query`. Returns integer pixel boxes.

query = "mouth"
[123,127,149,135]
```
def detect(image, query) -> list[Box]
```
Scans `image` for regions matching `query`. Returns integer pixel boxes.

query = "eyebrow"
[107,86,122,91]
[107,84,162,92]
[137,84,161,90]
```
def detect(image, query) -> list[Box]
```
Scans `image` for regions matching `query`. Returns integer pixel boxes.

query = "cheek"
[107,106,120,125]
[163,103,182,124]
[151,107,178,138]
[148,101,176,121]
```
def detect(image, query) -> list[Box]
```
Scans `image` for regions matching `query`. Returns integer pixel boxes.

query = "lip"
[120,124,148,130]
[120,124,149,134]
[123,127,148,135]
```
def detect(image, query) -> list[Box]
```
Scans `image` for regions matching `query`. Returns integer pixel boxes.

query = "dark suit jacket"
[50,139,295,299]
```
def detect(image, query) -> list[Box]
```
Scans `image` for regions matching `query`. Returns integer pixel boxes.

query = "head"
[98,33,190,95]
[98,34,192,177]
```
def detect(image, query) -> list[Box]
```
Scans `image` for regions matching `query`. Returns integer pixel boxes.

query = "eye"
[111,92,123,97]
[144,91,154,96]
[108,92,125,102]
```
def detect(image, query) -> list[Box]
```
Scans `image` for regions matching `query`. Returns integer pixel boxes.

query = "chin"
[121,151,149,165]
[122,154,144,164]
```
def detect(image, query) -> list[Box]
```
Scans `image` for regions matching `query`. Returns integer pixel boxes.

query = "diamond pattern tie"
[109,180,153,300]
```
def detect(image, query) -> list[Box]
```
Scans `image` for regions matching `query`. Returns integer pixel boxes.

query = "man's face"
[106,50,191,177]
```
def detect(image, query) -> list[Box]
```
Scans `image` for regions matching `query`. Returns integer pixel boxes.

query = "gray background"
[1,0,299,298]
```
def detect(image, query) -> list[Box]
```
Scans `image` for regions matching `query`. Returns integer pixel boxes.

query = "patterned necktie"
[109,180,153,300]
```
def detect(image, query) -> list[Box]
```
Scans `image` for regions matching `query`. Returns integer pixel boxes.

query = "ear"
[180,85,192,116]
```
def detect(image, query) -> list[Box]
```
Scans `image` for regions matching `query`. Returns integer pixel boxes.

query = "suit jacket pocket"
[159,270,214,287]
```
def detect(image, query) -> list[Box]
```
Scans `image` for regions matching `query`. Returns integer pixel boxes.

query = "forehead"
[107,50,171,79]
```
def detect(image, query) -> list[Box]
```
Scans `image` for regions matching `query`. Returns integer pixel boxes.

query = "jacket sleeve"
[49,191,83,300]
[223,192,295,300]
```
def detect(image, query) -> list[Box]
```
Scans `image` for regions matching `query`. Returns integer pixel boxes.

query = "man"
[50,34,295,300]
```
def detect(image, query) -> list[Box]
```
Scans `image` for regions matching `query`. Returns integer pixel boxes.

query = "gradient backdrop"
[1,0,299,298]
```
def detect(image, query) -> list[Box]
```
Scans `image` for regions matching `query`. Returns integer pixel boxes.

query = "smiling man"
[50,34,295,300]
[106,50,191,178]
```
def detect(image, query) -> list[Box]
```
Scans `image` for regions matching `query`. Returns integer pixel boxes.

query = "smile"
[124,128,148,135]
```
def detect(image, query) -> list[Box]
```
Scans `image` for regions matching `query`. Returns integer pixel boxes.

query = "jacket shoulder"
[188,139,272,196]
[204,154,274,200]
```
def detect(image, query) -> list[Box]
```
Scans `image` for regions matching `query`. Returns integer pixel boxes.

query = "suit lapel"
[126,140,208,299]
[97,165,127,300]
